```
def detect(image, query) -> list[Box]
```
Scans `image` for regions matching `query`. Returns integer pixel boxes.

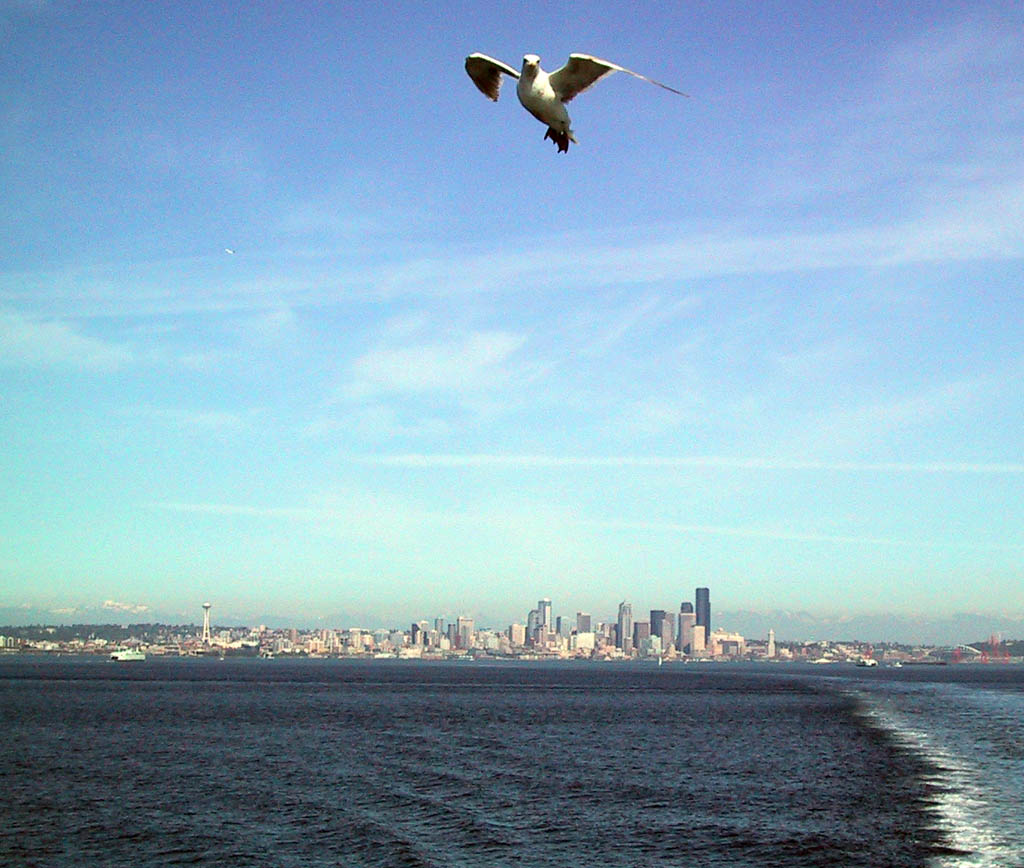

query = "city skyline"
[2,2,1022,623]
[3,594,1024,648]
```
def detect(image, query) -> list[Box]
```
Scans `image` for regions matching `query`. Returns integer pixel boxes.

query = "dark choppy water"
[2,658,1022,867]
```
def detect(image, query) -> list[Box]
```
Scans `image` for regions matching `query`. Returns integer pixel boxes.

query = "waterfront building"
[571,631,595,652]
[767,629,776,658]
[617,601,633,653]
[638,635,662,658]
[508,623,526,646]
[709,628,745,657]
[696,587,711,638]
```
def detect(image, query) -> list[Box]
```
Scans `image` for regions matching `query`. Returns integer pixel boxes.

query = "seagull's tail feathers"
[544,127,576,153]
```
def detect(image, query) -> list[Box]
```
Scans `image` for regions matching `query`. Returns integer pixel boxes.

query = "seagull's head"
[522,54,541,74]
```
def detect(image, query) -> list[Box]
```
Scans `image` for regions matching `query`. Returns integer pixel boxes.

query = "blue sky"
[2,0,1022,629]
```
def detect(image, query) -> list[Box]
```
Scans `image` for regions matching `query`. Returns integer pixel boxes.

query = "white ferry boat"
[110,649,146,662]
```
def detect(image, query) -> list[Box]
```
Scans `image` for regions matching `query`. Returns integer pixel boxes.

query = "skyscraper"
[576,611,592,633]
[650,609,673,648]
[632,620,651,649]
[457,616,474,650]
[649,609,666,638]
[617,601,633,653]
[538,598,552,631]
[695,587,710,638]
[527,608,541,645]
[678,602,697,654]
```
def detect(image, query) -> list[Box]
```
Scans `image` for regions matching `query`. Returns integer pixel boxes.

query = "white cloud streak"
[353,454,1024,474]
[0,308,132,369]
[150,499,1024,553]
[128,406,246,432]
[584,518,1024,552]
[2,175,1021,320]
[345,330,527,397]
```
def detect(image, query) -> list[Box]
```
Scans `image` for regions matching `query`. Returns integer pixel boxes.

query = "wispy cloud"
[305,404,450,440]
[127,406,247,433]
[3,175,1021,321]
[0,308,132,370]
[345,330,527,398]
[150,497,1024,553]
[754,17,1024,211]
[584,517,1024,552]
[353,453,1024,474]
[793,363,1024,453]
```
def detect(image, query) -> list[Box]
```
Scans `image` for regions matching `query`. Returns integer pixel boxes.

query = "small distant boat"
[110,649,146,662]
[855,658,878,667]
[888,661,903,669]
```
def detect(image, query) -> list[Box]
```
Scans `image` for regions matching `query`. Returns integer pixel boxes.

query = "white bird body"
[515,55,576,150]
[465,51,687,153]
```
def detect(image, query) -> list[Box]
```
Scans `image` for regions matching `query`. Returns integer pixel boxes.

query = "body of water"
[2,657,1022,866]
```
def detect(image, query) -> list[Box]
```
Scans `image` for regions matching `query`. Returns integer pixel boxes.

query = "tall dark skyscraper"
[650,610,668,645]
[576,611,592,633]
[695,587,710,637]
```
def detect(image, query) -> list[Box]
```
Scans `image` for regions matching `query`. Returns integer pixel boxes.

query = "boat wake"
[847,682,1023,867]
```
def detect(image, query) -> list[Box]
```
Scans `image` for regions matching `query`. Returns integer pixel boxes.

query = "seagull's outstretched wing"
[465,53,520,101]
[549,53,689,103]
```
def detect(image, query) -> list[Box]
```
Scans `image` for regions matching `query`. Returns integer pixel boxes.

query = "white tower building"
[767,628,776,658]
[201,602,212,645]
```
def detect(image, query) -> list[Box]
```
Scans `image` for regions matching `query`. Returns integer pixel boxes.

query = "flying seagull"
[464,52,688,153]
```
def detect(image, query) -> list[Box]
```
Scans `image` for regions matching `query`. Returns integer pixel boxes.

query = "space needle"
[201,602,212,645]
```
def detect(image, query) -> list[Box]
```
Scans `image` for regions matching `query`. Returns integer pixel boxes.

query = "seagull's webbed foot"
[544,127,570,153]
